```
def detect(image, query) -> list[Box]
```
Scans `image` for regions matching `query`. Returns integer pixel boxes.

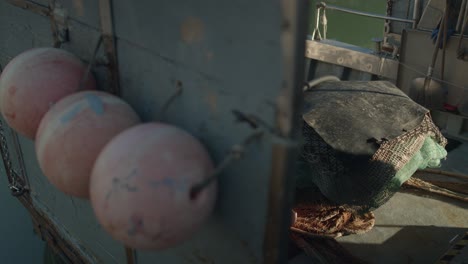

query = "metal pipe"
[318,2,415,24]
[412,0,421,29]
[457,0,468,32]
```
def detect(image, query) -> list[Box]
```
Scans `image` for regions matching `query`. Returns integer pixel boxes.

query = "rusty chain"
[384,0,394,43]
[0,120,26,196]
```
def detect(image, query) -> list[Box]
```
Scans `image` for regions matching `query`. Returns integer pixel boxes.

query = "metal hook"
[79,35,103,91]
[10,185,26,197]
[160,81,183,120]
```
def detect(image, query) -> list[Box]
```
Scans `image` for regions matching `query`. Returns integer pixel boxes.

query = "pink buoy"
[89,123,217,250]
[36,91,141,198]
[0,47,96,139]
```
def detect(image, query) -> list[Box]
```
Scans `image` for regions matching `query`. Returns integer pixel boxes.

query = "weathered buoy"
[89,123,217,250]
[36,91,141,198]
[0,47,96,139]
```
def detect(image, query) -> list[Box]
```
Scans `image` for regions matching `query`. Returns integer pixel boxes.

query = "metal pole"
[457,0,468,32]
[413,0,421,29]
[318,2,415,24]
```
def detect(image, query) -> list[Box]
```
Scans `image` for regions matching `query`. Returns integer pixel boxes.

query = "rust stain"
[180,17,205,44]
[204,91,217,114]
[73,0,85,17]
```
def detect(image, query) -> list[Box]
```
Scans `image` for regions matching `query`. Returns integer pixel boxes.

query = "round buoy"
[36,91,141,198]
[90,123,217,250]
[0,47,96,139]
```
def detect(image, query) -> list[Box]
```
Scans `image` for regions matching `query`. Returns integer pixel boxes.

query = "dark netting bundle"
[296,80,447,211]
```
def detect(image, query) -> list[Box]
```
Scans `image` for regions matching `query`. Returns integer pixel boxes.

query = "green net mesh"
[296,81,448,211]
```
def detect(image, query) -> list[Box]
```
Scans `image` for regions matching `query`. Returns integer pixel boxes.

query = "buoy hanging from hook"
[0,47,97,139]
[89,122,218,250]
[36,91,141,198]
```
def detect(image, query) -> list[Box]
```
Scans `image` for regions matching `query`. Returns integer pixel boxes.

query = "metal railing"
[317,2,416,25]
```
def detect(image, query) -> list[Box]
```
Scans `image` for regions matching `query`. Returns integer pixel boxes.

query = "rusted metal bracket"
[0,120,29,197]
[50,3,70,47]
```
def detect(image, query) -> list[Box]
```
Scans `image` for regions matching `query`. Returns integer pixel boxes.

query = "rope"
[311,7,323,40]
[322,9,328,40]
[189,130,264,199]
[159,82,183,121]
[303,76,340,92]
[189,108,300,197]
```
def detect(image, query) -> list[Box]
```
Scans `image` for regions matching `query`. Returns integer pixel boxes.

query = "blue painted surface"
[60,104,83,124]
[85,94,104,115]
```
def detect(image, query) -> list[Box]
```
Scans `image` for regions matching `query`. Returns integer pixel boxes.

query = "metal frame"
[317,2,416,26]
[305,40,399,81]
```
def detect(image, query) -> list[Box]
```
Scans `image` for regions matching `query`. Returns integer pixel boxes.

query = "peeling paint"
[180,17,204,44]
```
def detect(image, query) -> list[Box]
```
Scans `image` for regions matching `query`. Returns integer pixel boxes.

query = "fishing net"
[296,80,447,212]
[291,202,375,238]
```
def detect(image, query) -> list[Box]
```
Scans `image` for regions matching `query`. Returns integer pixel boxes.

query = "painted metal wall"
[0,0,308,263]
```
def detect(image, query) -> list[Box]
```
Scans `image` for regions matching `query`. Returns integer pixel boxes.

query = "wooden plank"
[305,40,399,81]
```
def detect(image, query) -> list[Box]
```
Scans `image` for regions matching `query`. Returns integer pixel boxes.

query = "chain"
[0,120,13,180]
[0,120,26,196]
[384,0,394,43]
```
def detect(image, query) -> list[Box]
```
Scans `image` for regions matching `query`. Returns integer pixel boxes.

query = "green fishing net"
[296,80,447,211]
